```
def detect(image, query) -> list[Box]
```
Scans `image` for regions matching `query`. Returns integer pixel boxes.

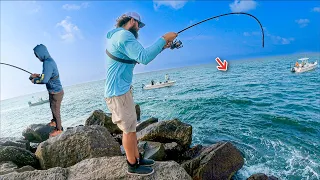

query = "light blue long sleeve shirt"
[104,27,166,98]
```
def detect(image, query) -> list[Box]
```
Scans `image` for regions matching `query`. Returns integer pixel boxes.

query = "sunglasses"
[134,19,143,28]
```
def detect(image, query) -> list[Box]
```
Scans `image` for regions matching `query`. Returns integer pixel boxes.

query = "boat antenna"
[0,63,32,74]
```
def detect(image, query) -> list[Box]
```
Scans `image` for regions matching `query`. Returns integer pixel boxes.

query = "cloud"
[62,2,89,10]
[265,28,294,45]
[188,19,196,26]
[187,19,202,26]
[269,35,294,45]
[243,32,251,36]
[243,28,294,45]
[31,5,41,13]
[22,1,41,13]
[312,7,320,12]
[153,1,187,10]
[295,19,310,28]
[229,0,257,12]
[43,32,52,39]
[182,34,215,41]
[243,31,261,36]
[56,16,83,42]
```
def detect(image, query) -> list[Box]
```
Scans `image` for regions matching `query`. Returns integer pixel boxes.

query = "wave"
[258,113,317,133]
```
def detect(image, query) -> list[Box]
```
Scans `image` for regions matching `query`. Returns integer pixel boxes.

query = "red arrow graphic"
[215,57,228,71]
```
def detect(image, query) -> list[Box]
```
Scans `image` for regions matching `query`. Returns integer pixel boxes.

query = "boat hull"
[143,81,176,90]
[291,61,318,73]
[28,100,50,107]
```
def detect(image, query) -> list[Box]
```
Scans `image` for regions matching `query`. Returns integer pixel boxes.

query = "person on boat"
[295,61,299,67]
[29,44,64,137]
[104,12,177,176]
[151,80,155,85]
[165,74,169,82]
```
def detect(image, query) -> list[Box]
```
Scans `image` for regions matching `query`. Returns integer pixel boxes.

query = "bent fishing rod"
[169,12,265,50]
[0,63,32,74]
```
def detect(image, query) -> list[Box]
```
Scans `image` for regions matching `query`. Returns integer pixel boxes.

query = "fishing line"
[0,63,32,74]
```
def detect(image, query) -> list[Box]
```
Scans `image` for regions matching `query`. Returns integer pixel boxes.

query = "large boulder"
[68,156,192,180]
[138,142,202,162]
[0,137,30,150]
[137,119,192,149]
[136,117,158,132]
[140,141,166,161]
[22,124,55,143]
[0,146,40,169]
[29,143,40,153]
[0,156,192,180]
[0,161,17,175]
[135,104,141,121]
[85,108,142,134]
[182,142,244,180]
[113,134,123,145]
[163,142,185,161]
[247,173,268,180]
[35,125,122,169]
[247,173,279,180]
[0,162,35,175]
[0,167,68,180]
[178,144,203,163]
[85,110,122,134]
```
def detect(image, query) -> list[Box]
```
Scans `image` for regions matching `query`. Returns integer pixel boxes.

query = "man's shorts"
[105,90,137,134]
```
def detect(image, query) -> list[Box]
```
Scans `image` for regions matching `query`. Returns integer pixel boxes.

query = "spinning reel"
[170,39,183,50]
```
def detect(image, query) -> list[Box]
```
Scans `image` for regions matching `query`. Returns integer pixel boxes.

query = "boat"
[143,80,176,90]
[291,57,318,73]
[28,98,49,107]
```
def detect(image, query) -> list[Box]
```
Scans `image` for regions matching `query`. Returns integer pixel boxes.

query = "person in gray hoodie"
[30,44,64,137]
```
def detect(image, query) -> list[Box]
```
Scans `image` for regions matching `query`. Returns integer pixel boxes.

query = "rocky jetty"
[0,105,278,180]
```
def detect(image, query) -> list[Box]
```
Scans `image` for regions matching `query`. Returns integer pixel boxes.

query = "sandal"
[48,119,56,127]
[49,127,63,137]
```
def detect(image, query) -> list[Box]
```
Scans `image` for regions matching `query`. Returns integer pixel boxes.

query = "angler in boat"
[142,74,176,90]
[291,57,318,73]
[28,97,49,107]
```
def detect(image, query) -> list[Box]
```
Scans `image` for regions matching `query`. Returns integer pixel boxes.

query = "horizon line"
[1,51,319,101]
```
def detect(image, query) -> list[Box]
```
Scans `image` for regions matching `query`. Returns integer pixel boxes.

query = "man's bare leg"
[123,131,154,176]
[123,132,139,164]
[133,132,140,159]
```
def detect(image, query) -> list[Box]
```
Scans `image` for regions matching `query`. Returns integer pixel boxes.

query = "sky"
[1,0,319,100]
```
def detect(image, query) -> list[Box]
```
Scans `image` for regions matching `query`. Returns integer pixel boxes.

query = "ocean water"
[1,54,319,179]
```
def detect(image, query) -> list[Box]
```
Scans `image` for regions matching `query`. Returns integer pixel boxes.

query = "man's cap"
[124,12,145,28]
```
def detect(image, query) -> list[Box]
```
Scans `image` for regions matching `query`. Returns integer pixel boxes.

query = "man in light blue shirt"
[104,12,177,175]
